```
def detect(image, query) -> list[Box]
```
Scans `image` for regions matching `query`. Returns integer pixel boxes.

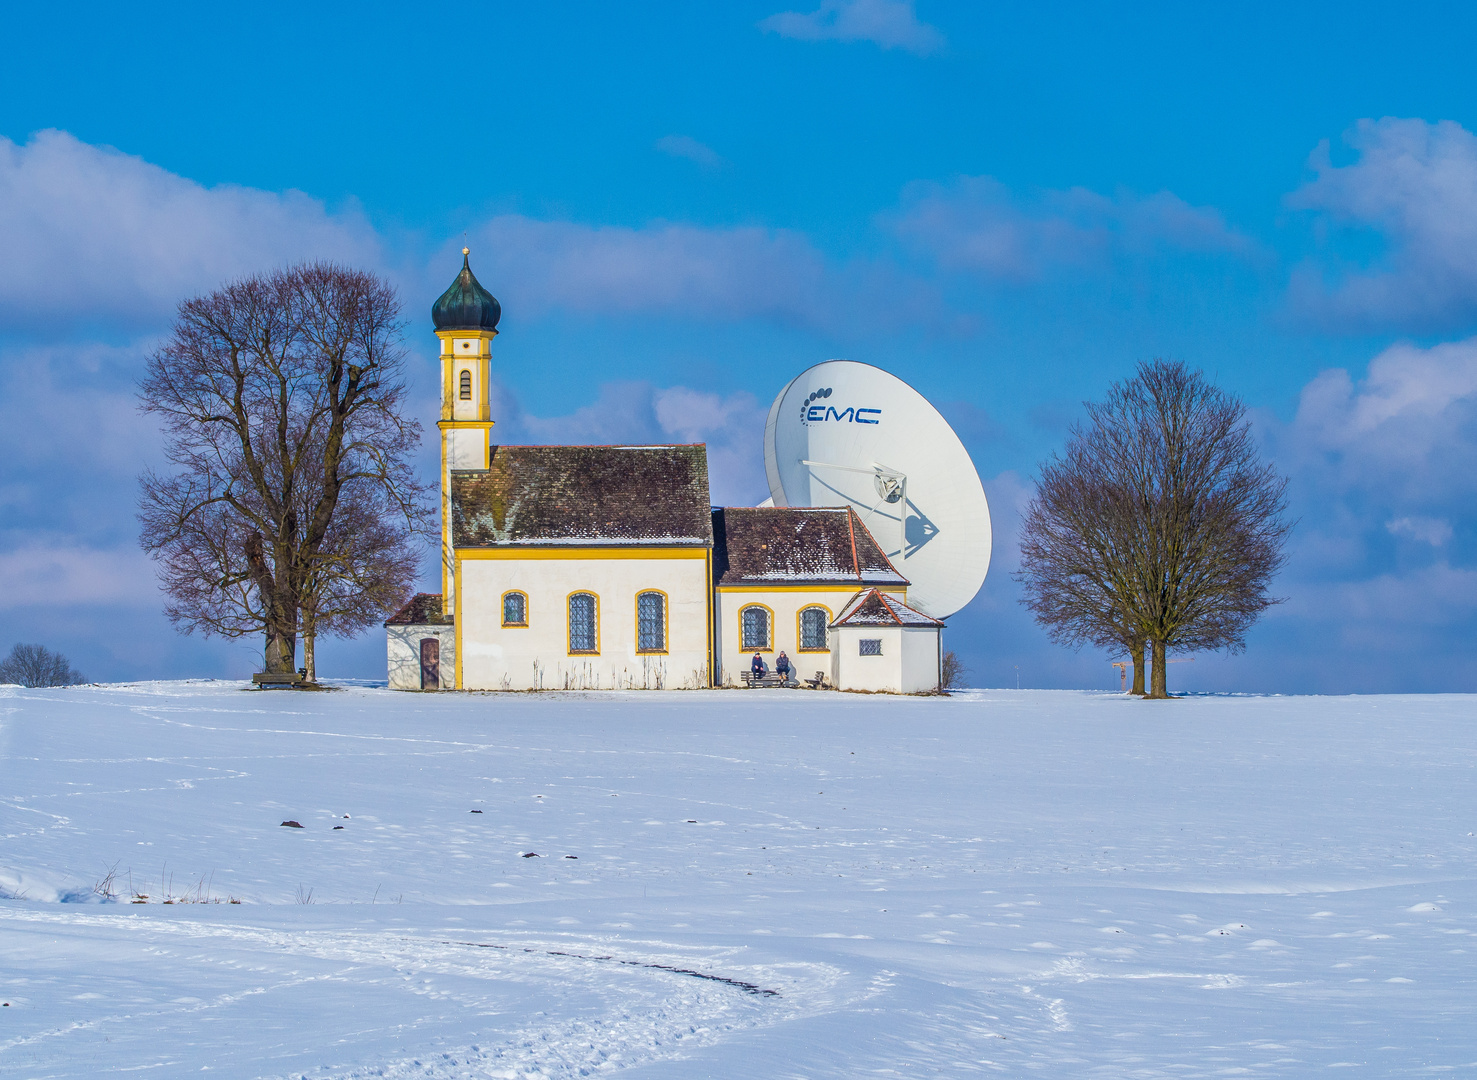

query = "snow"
[2,681,1474,1077]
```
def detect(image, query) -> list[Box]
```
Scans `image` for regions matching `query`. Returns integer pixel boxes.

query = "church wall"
[830,625,904,692]
[899,626,943,694]
[387,624,456,691]
[827,624,941,694]
[457,551,711,690]
[714,586,905,686]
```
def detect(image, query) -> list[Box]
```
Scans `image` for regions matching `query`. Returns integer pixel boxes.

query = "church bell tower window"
[459,370,472,400]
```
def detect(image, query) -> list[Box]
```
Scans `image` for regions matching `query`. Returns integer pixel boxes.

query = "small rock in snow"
[521,852,540,858]
[469,809,483,813]
[342,814,350,819]
[564,855,578,859]
[280,820,304,828]
[333,825,345,830]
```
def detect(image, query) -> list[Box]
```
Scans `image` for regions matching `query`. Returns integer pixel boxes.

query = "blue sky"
[4,0,1477,692]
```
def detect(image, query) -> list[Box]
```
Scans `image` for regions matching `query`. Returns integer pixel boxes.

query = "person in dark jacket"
[775,651,792,681]
[751,652,766,677]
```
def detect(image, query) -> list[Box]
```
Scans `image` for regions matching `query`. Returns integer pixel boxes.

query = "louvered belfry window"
[459,369,472,400]
[637,591,665,652]
[568,593,597,652]
[741,606,770,650]
[800,607,829,650]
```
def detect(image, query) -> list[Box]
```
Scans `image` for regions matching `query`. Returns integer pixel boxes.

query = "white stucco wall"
[714,586,908,686]
[829,624,940,694]
[899,626,942,694]
[457,552,711,690]
[387,625,456,691]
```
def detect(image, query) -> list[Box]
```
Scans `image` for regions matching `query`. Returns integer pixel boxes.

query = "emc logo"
[799,387,882,426]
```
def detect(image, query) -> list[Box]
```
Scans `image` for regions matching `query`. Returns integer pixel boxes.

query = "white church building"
[386,253,944,693]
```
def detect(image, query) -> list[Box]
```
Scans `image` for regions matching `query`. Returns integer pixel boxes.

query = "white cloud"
[1287,118,1477,332]
[0,130,380,329]
[1260,335,1477,645]
[1386,516,1453,546]
[890,176,1251,281]
[492,379,769,508]
[0,130,947,338]
[465,216,935,334]
[0,543,158,609]
[760,0,945,55]
[655,135,725,169]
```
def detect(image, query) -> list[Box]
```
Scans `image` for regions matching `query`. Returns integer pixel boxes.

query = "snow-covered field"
[1,682,1474,1078]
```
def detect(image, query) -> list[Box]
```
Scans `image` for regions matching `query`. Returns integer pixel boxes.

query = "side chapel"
[386,253,944,693]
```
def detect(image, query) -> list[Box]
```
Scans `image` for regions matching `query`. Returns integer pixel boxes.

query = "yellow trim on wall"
[566,590,601,655]
[716,582,904,593]
[634,588,669,654]
[704,547,714,686]
[457,546,710,561]
[454,555,464,689]
[738,602,776,653]
[438,420,496,430]
[796,603,834,653]
[501,590,529,627]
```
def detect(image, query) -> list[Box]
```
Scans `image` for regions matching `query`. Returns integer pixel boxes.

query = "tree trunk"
[303,631,316,682]
[1130,641,1146,695]
[1148,639,1169,698]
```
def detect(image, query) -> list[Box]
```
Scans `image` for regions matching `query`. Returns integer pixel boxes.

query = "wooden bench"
[803,670,829,690]
[741,671,793,688]
[251,672,306,689]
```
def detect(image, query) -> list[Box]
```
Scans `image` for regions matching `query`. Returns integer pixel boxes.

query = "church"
[385,253,944,693]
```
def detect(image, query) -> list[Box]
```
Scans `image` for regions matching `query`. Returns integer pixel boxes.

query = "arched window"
[799,606,830,651]
[740,605,771,651]
[568,592,598,653]
[459,369,472,400]
[637,591,666,652]
[502,591,528,627]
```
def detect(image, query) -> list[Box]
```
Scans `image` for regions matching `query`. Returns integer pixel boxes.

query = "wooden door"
[419,637,440,690]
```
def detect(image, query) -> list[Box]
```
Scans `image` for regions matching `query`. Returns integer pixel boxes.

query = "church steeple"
[435,248,498,609]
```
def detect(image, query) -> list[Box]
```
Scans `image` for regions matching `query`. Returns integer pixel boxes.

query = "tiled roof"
[830,588,943,628]
[713,507,908,587]
[384,593,452,626]
[451,445,713,547]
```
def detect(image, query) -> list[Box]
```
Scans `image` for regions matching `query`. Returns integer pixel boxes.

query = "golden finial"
[462,246,470,256]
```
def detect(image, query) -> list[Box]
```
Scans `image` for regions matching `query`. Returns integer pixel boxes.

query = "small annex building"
[386,252,945,693]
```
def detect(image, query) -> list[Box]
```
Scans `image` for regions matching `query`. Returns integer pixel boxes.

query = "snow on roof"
[713,507,908,587]
[384,593,452,627]
[830,588,943,628]
[451,445,713,547]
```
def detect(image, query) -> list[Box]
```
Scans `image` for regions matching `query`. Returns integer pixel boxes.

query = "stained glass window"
[800,607,829,650]
[741,606,770,651]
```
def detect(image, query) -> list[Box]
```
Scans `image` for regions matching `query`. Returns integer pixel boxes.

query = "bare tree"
[941,650,969,690]
[1017,360,1291,698]
[0,644,86,687]
[138,264,432,676]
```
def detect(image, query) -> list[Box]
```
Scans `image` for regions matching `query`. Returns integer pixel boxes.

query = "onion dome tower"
[433,249,500,607]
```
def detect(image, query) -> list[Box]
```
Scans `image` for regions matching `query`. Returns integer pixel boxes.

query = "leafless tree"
[0,644,86,687]
[138,264,432,676]
[1017,360,1291,698]
[941,650,969,690]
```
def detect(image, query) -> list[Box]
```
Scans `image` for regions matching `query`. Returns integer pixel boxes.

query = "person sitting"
[751,652,767,679]
[775,651,792,682]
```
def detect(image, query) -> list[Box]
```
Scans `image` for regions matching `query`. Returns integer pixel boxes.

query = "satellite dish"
[763,360,991,618]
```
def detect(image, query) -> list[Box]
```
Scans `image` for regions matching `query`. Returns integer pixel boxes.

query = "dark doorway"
[419,637,440,690]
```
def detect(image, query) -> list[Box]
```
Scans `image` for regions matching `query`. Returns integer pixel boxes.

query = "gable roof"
[384,593,452,627]
[713,507,908,587]
[830,588,944,628]
[451,445,713,547]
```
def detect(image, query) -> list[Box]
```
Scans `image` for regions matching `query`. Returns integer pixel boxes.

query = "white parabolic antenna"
[763,360,991,619]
